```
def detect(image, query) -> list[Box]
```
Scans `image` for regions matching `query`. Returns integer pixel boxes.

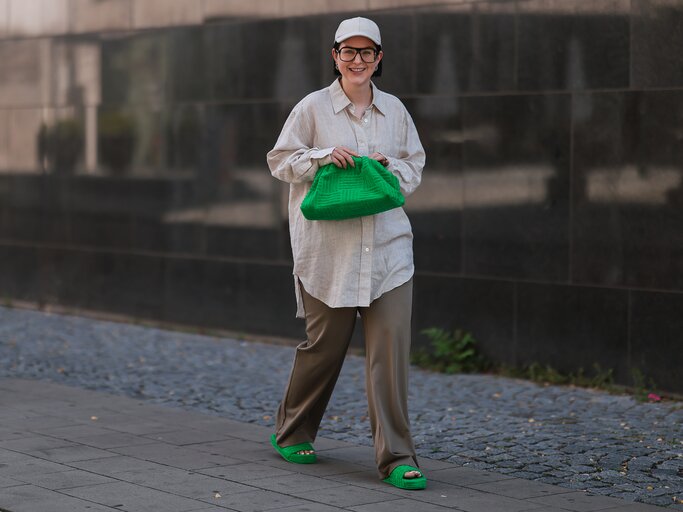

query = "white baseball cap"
[334,17,381,46]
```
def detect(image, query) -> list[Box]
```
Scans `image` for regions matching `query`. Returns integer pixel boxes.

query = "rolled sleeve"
[386,109,425,196]
[267,104,335,183]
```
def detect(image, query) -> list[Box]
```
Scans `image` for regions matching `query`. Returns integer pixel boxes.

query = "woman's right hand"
[330,146,359,168]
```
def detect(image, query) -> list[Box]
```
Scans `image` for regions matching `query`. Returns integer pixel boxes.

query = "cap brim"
[335,32,381,45]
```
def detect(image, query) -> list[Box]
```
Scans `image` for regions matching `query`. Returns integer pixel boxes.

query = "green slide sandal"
[270,434,317,464]
[382,465,427,490]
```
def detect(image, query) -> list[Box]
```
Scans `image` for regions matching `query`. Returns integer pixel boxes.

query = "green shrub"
[411,327,491,374]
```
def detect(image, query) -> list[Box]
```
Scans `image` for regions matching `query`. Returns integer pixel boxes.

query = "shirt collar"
[329,78,387,116]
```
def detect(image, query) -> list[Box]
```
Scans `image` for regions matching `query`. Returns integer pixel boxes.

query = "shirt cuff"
[384,155,395,170]
[311,147,335,167]
[310,147,335,160]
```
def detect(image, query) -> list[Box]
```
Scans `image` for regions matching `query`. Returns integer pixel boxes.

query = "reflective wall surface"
[1,0,681,391]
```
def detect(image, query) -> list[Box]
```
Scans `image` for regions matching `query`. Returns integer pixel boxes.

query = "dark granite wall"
[1,1,681,392]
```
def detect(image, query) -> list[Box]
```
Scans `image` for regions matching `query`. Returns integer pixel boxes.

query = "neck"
[339,78,373,107]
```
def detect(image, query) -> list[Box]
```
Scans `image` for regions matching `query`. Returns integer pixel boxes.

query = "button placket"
[358,216,374,306]
[359,109,372,154]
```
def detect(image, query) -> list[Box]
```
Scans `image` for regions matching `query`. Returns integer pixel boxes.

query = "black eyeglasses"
[335,46,379,63]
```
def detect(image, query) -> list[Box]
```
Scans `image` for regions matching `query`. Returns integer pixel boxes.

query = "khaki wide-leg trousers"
[274,278,418,479]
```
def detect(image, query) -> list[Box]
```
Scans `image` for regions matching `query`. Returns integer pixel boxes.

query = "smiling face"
[332,35,383,88]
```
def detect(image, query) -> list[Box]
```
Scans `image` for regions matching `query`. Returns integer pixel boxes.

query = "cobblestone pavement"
[0,306,681,509]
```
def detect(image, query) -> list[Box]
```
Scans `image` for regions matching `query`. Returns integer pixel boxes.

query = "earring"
[335,63,338,70]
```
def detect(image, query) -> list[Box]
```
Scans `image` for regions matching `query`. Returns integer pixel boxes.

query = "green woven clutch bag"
[300,156,405,221]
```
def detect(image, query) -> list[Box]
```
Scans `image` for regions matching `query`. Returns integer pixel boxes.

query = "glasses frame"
[335,46,379,63]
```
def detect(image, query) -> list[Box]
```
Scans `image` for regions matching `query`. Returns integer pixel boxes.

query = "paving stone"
[512,507,568,511]
[111,464,251,497]
[88,415,179,435]
[525,464,556,474]
[431,488,545,512]
[416,457,457,471]
[298,484,399,507]
[0,435,76,453]
[528,491,641,511]
[253,455,363,477]
[429,467,516,486]
[568,465,597,473]
[147,473,251,501]
[318,445,376,466]
[380,479,481,507]
[0,453,72,477]
[600,504,673,512]
[0,484,115,512]
[67,454,168,475]
[12,468,115,489]
[0,427,37,441]
[198,461,295,482]
[141,428,234,446]
[61,480,208,512]
[73,431,160,449]
[536,476,569,485]
[312,437,356,450]
[0,475,23,488]
[496,460,527,469]
[468,477,574,499]
[28,444,119,463]
[190,438,272,457]
[246,473,347,494]
[189,420,271,443]
[203,489,312,511]
[9,415,83,431]
[348,497,457,511]
[29,424,109,439]
[181,507,231,512]
[316,469,389,491]
[513,470,555,480]
[112,442,243,470]
[268,504,347,512]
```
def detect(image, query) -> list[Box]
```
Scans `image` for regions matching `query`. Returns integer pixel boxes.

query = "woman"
[266,16,426,490]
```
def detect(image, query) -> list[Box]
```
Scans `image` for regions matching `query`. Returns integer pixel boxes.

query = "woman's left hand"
[368,152,389,167]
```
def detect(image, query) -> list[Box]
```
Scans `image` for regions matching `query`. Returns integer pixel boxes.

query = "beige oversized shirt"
[267,78,425,318]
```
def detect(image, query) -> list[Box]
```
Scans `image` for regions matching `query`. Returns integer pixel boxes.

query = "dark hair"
[332,41,383,78]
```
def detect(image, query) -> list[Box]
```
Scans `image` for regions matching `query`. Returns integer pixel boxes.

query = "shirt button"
[365,247,370,252]
[363,118,368,123]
